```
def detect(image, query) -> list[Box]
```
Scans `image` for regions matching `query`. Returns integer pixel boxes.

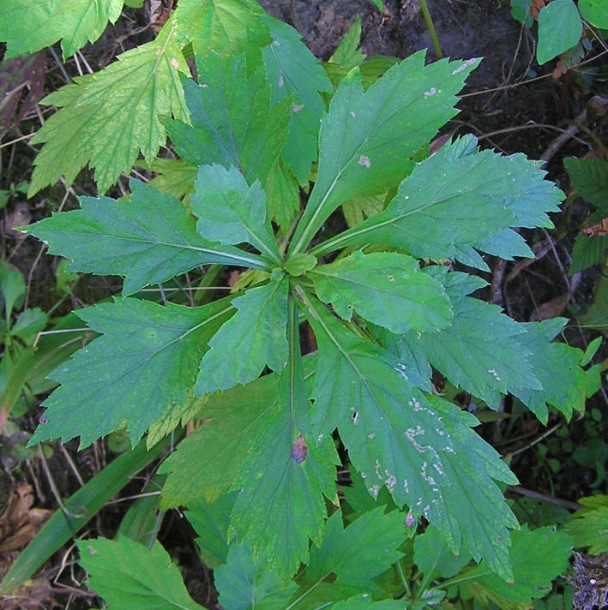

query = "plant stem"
[419,0,443,59]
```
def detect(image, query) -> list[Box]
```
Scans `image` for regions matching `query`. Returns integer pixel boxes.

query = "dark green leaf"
[78,537,204,610]
[229,306,339,577]
[168,53,290,193]
[332,596,410,609]
[537,0,583,64]
[565,157,608,211]
[187,493,237,568]
[414,525,472,581]
[289,53,480,254]
[462,526,573,602]
[197,276,289,394]
[192,164,279,261]
[404,271,541,408]
[30,297,232,447]
[513,319,588,423]
[300,292,517,579]
[27,180,269,296]
[309,250,453,333]
[262,16,333,183]
[160,375,279,507]
[174,0,271,57]
[215,542,298,610]
[315,137,561,266]
[305,508,405,589]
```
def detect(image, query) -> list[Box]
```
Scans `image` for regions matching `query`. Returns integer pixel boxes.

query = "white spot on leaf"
[424,87,441,97]
[358,155,371,168]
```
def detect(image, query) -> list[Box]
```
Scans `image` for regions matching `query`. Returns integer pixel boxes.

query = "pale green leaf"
[289,53,480,254]
[26,180,269,296]
[30,297,232,447]
[463,526,573,602]
[315,137,561,264]
[537,0,583,64]
[142,158,197,203]
[159,375,279,507]
[309,251,453,333]
[262,16,333,183]
[300,292,517,579]
[229,323,339,578]
[404,270,541,408]
[0,0,124,59]
[29,21,190,194]
[187,493,237,568]
[215,542,298,610]
[168,53,290,192]
[513,319,588,422]
[305,508,405,588]
[78,537,204,610]
[565,495,608,553]
[174,0,271,57]
[192,164,279,261]
[343,194,385,228]
[197,277,289,394]
[580,0,608,27]
[327,16,366,73]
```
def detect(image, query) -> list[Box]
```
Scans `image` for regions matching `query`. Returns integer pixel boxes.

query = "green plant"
[511,0,608,68]
[0,1,601,608]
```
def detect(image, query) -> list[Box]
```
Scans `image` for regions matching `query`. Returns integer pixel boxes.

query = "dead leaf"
[0,484,51,556]
[529,292,572,321]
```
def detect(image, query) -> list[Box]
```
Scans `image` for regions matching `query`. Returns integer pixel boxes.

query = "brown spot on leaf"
[291,434,308,464]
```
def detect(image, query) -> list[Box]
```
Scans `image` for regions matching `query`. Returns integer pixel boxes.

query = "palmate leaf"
[174,0,271,57]
[309,251,453,333]
[29,19,190,194]
[261,16,333,183]
[192,164,280,262]
[26,180,269,296]
[30,297,232,448]
[299,291,517,579]
[168,52,291,190]
[78,537,204,610]
[289,52,480,254]
[0,0,124,59]
[197,276,289,394]
[314,136,562,266]
[215,542,298,610]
